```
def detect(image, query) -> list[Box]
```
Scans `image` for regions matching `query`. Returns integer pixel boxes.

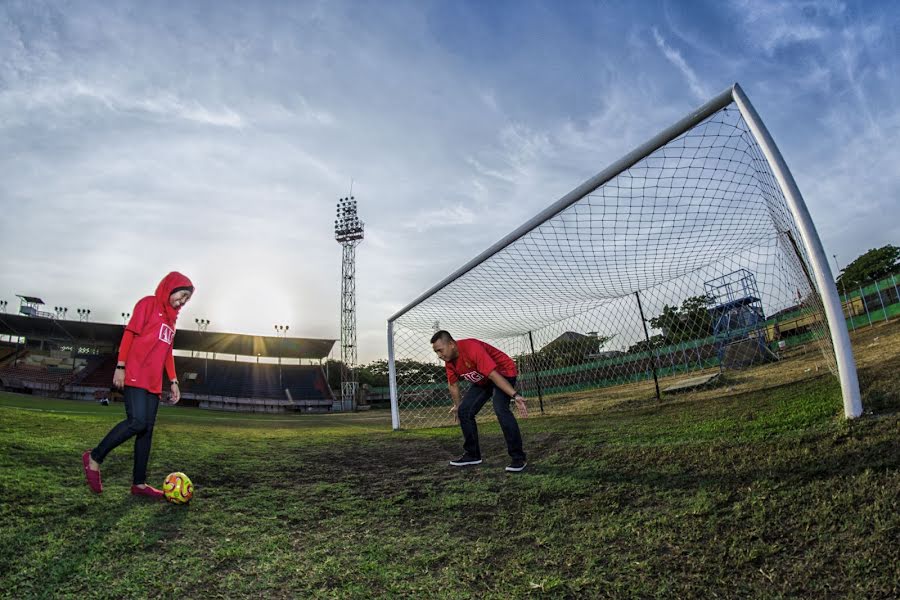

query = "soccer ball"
[163,472,193,504]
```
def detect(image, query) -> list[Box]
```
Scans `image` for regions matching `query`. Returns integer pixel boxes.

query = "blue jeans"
[458,376,525,461]
[91,386,160,485]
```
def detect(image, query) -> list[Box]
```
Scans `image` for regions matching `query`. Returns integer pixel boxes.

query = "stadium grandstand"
[0,295,337,413]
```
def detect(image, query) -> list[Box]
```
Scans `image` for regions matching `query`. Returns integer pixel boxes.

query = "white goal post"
[387,83,862,430]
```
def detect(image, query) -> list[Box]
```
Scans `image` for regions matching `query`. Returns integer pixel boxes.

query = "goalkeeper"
[430,330,528,472]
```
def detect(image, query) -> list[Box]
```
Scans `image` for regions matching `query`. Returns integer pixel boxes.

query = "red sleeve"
[471,342,498,377]
[125,298,151,335]
[165,348,176,382]
[445,362,458,384]
[117,330,135,363]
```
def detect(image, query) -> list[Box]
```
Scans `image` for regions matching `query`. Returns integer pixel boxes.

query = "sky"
[1,0,898,363]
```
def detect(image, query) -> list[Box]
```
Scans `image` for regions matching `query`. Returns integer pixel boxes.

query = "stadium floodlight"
[386,83,861,430]
[335,195,364,411]
[121,312,131,325]
[334,195,364,243]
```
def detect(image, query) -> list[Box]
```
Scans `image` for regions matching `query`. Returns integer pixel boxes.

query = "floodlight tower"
[334,195,364,411]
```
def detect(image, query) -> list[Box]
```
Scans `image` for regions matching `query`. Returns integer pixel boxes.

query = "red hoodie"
[120,272,194,394]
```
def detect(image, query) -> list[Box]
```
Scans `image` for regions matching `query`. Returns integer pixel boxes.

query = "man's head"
[430,330,458,362]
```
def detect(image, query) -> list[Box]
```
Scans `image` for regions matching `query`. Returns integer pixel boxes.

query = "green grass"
[1,376,898,599]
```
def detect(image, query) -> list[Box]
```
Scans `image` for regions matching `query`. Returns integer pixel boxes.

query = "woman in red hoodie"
[82,272,194,499]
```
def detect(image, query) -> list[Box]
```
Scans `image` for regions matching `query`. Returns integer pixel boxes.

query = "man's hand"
[169,382,181,405]
[513,394,528,418]
[448,382,461,423]
[112,369,125,390]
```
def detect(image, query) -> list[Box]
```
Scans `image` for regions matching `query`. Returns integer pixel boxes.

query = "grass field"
[1,325,899,598]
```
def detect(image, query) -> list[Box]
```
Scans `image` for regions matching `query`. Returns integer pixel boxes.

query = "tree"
[324,359,388,390]
[627,334,667,354]
[836,245,900,289]
[387,359,446,385]
[648,294,714,344]
[536,332,614,368]
[324,359,343,390]
[326,358,446,390]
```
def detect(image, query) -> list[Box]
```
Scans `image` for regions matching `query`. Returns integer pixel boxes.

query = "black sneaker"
[449,454,482,467]
[505,459,527,472]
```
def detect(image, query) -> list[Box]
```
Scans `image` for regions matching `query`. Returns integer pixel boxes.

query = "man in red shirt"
[431,330,527,472]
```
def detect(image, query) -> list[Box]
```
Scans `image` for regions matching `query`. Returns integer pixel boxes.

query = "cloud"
[652,27,709,101]
[760,22,828,55]
[730,0,843,55]
[404,204,477,231]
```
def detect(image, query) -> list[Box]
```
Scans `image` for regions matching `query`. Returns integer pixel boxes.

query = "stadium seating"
[172,357,334,413]
[72,354,119,387]
[1,345,335,412]
[0,352,77,391]
[0,345,18,365]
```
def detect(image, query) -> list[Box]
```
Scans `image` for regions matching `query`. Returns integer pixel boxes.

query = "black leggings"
[91,386,160,485]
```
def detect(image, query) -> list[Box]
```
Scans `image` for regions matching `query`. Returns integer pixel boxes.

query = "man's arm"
[487,370,517,396]
[449,381,461,405]
[448,382,461,422]
[487,370,528,418]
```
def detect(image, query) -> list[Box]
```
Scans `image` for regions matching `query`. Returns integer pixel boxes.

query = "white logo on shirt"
[460,371,485,384]
[159,324,175,345]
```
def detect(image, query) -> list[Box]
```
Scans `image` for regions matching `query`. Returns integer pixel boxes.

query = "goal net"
[387,84,860,430]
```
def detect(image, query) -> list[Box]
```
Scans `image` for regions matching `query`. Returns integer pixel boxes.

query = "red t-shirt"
[123,296,177,394]
[445,339,517,387]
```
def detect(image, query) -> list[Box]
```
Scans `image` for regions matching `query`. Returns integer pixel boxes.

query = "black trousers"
[91,386,160,485]
[457,376,525,461]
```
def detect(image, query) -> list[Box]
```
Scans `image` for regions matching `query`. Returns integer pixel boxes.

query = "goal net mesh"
[389,102,838,429]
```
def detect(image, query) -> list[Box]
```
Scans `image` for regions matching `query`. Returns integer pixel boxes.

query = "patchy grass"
[1,326,898,598]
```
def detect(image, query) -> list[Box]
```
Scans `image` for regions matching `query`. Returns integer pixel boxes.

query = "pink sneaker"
[130,484,165,500]
[82,450,102,494]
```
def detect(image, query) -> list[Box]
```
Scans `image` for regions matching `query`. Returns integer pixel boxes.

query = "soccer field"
[2,331,899,598]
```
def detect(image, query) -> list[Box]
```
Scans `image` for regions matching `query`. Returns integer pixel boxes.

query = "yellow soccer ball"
[163,472,193,504]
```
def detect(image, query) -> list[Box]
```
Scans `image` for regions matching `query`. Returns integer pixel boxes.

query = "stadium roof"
[16,295,45,304]
[0,313,335,359]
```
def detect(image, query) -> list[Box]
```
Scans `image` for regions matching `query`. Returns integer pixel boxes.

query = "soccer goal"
[386,83,861,430]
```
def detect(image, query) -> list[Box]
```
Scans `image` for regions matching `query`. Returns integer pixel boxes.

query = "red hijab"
[154,271,194,325]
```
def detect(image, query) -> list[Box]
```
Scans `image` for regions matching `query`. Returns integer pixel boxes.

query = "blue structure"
[704,270,771,368]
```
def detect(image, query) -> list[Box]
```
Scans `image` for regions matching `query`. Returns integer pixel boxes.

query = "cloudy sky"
[1,0,897,362]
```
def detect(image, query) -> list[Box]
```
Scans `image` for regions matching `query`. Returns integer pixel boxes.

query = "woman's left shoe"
[82,451,102,494]
[130,484,165,500]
